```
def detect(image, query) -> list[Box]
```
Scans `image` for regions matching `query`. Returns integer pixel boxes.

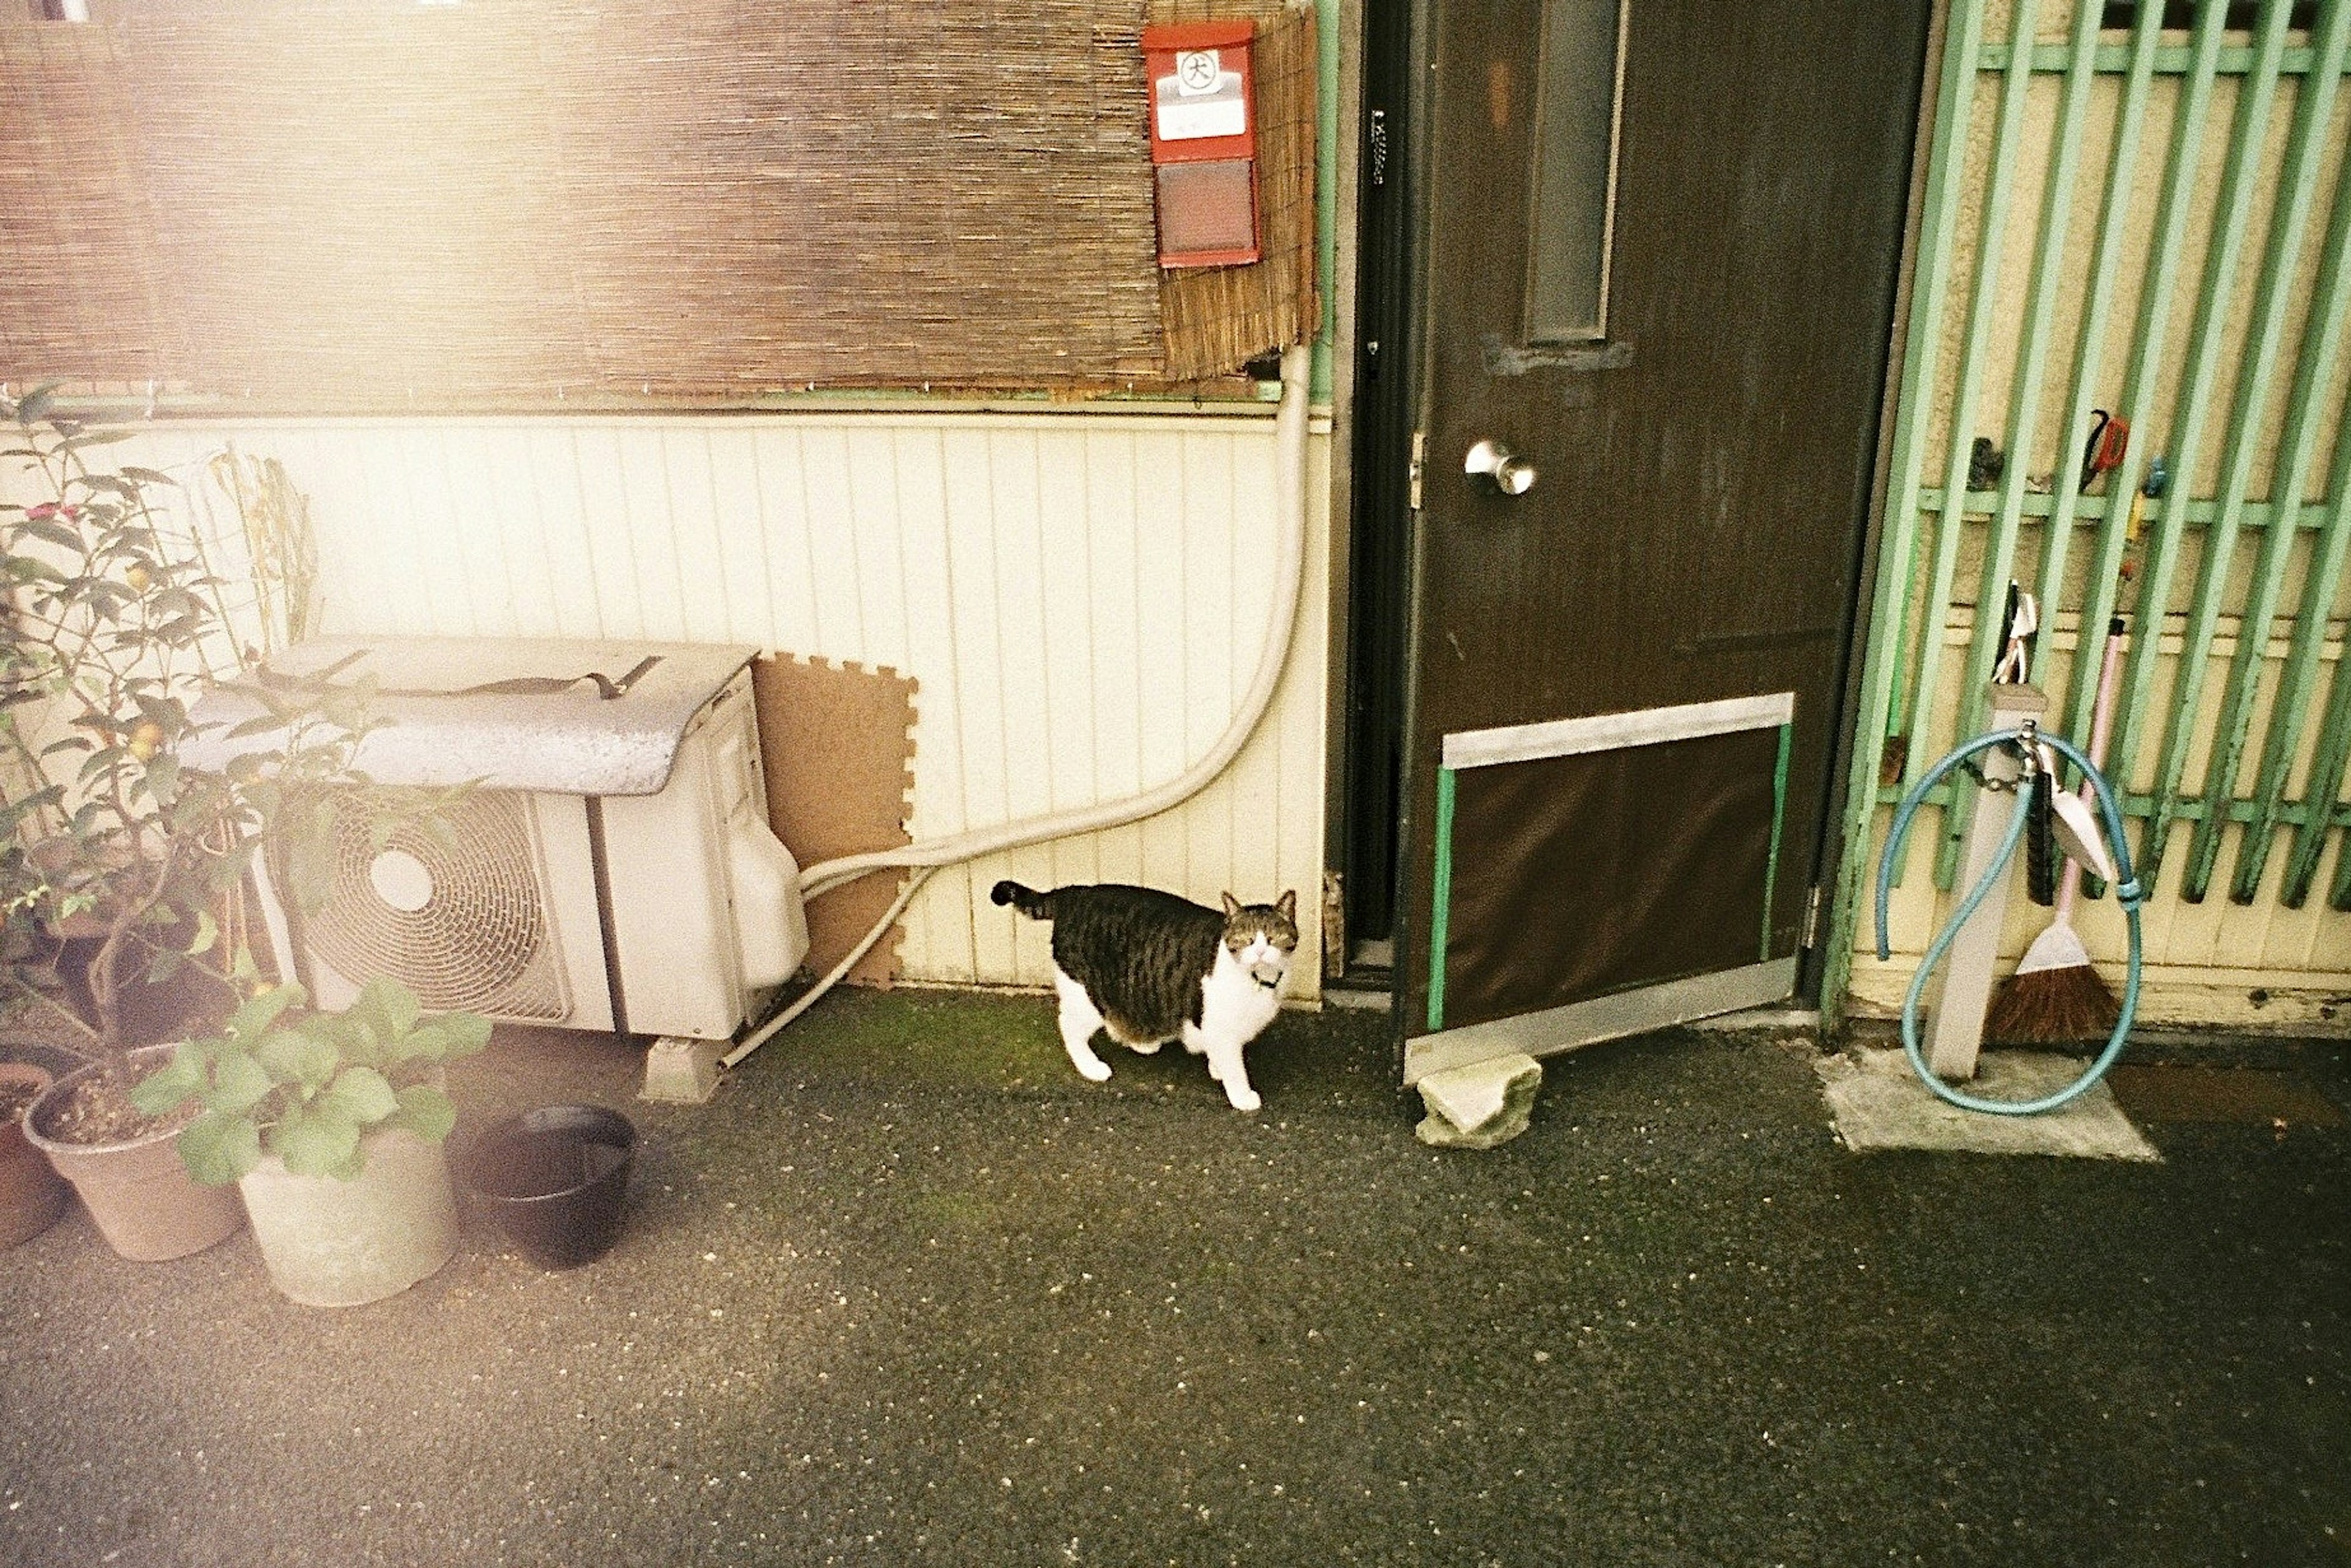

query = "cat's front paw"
[1226,1087,1262,1112]
[1073,1055,1114,1082]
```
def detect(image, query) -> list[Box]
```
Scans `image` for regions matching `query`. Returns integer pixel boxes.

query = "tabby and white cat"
[990,880,1299,1112]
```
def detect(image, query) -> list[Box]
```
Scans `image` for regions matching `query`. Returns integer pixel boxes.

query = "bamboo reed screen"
[0,2,1312,405]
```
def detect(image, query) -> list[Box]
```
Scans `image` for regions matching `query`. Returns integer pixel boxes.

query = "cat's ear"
[1222,891,1243,918]
[1275,889,1297,920]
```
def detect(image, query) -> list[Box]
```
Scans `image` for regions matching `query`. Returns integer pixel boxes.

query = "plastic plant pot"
[24,1045,246,1261]
[1,1062,70,1249]
[463,1105,636,1270]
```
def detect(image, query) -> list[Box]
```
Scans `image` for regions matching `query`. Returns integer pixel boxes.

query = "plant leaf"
[354,975,421,1041]
[142,752,181,809]
[321,1065,399,1127]
[381,1084,456,1145]
[19,516,84,552]
[268,1103,360,1179]
[201,1049,274,1116]
[129,1041,209,1116]
[227,983,303,1040]
[178,1109,261,1187]
[252,1026,337,1090]
[391,1010,492,1064]
[441,1011,492,1060]
[279,801,337,920]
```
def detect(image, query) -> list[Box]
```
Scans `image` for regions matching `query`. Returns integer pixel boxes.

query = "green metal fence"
[1828,0,2351,1009]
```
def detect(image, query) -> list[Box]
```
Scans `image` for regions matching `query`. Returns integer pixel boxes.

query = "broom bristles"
[1985,959,2121,1045]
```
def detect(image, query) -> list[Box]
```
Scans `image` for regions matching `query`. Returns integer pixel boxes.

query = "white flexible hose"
[719,866,937,1068]
[726,344,1314,1067]
[798,343,1314,899]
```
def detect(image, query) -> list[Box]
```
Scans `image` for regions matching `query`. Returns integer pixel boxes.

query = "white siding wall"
[60,410,1330,997]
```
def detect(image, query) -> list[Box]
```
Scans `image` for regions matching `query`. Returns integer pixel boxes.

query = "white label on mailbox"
[1156,51,1246,140]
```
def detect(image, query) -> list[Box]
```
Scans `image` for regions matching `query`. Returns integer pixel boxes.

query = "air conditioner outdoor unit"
[194,637,809,1043]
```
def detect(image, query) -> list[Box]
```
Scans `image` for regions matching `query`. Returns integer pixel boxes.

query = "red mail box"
[1142,20,1261,268]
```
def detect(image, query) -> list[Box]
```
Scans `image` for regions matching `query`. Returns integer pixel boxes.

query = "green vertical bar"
[2192,0,2351,899]
[1426,765,1457,1033]
[2238,259,2351,902]
[2042,1,2169,743]
[1826,0,1989,1016]
[1933,0,2102,888]
[2278,420,2351,906]
[1310,0,1338,403]
[2107,0,2291,885]
[2331,793,2351,913]
[2085,0,2232,673]
[1902,0,2043,802]
[1877,0,1989,749]
[2309,662,2351,906]
[2134,3,2294,893]
[1761,721,1792,962]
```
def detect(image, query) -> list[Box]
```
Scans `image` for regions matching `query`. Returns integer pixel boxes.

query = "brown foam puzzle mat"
[751,653,918,989]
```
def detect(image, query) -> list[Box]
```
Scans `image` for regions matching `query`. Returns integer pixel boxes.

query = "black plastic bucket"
[463,1105,636,1270]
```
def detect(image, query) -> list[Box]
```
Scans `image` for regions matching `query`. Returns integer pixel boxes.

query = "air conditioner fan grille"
[294,791,569,1019]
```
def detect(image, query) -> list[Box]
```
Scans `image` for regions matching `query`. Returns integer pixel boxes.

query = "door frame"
[1335,0,1428,966]
[1343,0,1938,1046]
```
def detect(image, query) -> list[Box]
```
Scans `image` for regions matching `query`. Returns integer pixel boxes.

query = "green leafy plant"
[2,386,401,1106]
[130,978,489,1185]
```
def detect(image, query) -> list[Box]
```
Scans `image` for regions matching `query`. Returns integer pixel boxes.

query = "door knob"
[1464,439,1537,495]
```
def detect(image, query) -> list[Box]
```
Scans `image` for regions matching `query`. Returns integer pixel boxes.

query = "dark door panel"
[1399,0,1929,1067]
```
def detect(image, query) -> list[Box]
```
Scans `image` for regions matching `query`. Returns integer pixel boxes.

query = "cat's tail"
[990,880,1056,920]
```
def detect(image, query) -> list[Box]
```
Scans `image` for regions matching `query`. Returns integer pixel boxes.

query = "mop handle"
[2055,615,2127,918]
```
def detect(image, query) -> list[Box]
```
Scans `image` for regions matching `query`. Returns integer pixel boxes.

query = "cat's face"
[1220,890,1300,988]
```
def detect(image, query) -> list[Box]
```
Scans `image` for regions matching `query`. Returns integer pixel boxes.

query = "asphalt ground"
[2,989,2345,1567]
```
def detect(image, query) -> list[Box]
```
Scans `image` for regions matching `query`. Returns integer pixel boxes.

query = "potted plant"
[2,385,376,1259]
[130,977,489,1305]
[0,1060,69,1248]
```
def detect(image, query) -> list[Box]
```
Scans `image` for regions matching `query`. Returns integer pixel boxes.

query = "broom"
[1985,615,2126,1044]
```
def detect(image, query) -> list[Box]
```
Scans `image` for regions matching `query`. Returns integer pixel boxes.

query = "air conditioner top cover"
[187,636,762,796]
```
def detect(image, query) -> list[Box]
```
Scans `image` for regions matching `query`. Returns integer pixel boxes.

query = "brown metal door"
[1400,0,1927,1081]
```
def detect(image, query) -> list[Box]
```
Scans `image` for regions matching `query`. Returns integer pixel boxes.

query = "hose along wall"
[724,344,1317,1067]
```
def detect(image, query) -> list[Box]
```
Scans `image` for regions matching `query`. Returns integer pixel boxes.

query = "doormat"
[1815,1046,2159,1161]
[751,654,918,989]
[2104,1064,2347,1128]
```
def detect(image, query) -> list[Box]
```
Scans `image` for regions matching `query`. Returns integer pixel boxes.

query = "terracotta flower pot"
[24,1046,246,1262]
[238,1128,458,1307]
[0,1062,70,1249]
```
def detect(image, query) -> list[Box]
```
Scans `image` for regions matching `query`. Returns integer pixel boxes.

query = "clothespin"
[1992,585,2038,684]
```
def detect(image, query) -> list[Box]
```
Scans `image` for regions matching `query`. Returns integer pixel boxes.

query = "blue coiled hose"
[1874,726,2145,1115]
